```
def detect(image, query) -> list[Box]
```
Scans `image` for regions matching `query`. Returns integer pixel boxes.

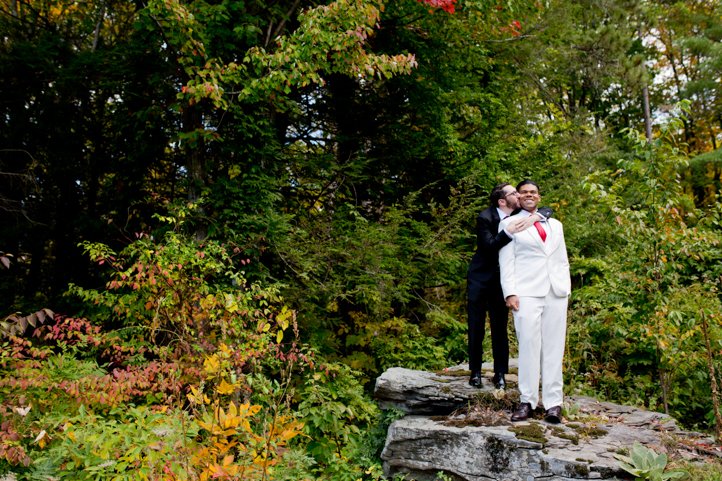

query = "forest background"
[1,0,722,479]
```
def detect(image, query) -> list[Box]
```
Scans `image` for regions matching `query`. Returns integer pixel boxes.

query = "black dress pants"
[467,282,509,375]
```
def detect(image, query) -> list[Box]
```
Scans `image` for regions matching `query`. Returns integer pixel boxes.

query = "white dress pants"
[513,289,568,410]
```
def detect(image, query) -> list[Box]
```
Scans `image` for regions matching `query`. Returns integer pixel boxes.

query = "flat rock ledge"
[374,365,718,481]
[374,363,519,414]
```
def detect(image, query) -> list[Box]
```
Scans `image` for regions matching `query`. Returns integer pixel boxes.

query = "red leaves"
[416,0,456,13]
[499,19,523,37]
[0,423,31,467]
[41,316,102,346]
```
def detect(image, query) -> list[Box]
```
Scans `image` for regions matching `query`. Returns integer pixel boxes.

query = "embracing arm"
[506,206,555,233]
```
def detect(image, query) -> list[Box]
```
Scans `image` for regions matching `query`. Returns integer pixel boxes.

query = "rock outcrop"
[374,363,718,481]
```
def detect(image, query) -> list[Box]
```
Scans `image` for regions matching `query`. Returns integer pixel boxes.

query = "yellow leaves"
[218,343,232,357]
[197,346,246,399]
[187,386,210,405]
[196,401,261,436]
[326,300,339,313]
[259,305,295,344]
[276,305,292,331]
[228,165,242,179]
[215,404,243,432]
[47,1,81,20]
[200,294,216,310]
[276,417,303,443]
[216,379,236,395]
[203,354,221,376]
[192,400,274,479]
[238,402,262,418]
[223,293,239,312]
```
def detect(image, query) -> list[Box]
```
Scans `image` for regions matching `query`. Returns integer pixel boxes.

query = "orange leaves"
[267,414,304,445]
[191,398,296,480]
[499,19,524,37]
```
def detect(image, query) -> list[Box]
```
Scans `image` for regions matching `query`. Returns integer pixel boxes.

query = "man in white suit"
[498,180,571,423]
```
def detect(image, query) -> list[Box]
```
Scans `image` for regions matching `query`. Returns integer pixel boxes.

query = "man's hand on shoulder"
[537,206,553,219]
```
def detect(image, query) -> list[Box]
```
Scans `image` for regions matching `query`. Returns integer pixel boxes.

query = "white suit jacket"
[498,211,571,299]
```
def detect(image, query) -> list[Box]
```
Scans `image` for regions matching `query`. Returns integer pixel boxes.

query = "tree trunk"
[701,308,722,441]
[182,103,208,240]
[642,85,652,143]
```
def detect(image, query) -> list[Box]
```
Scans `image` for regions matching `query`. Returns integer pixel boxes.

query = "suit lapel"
[542,221,560,254]
[524,220,556,253]
[523,224,545,249]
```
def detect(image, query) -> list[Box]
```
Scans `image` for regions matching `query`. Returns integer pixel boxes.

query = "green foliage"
[688,149,722,206]
[70,229,286,360]
[678,461,722,481]
[566,109,722,430]
[614,442,685,481]
[28,405,195,481]
[296,362,392,480]
[279,194,470,377]
[5,0,722,476]
[297,362,376,461]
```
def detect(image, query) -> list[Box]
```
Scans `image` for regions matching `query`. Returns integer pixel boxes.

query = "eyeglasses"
[503,191,519,198]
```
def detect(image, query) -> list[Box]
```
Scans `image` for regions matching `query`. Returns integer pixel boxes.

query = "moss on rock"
[509,421,548,445]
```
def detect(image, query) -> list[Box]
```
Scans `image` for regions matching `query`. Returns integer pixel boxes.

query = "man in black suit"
[467,183,552,389]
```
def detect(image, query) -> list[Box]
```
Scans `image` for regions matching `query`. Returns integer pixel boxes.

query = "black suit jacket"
[467,207,510,300]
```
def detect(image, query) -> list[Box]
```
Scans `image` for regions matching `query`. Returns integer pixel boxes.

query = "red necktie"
[534,221,546,242]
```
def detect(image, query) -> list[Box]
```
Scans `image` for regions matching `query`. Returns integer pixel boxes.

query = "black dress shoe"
[544,406,562,424]
[469,372,482,388]
[492,373,506,390]
[511,402,532,422]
